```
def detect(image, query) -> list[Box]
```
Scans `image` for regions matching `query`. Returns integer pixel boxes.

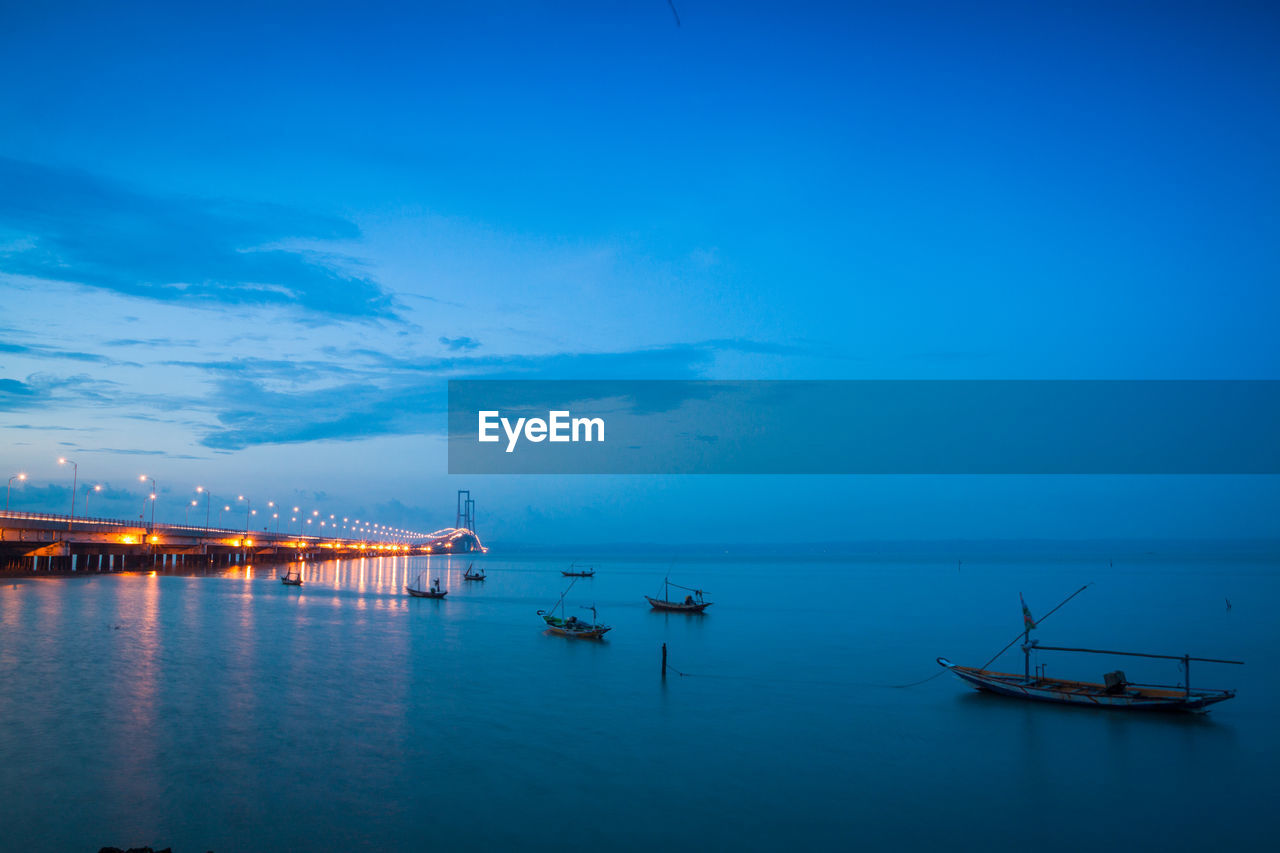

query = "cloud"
[103,337,200,348]
[0,342,113,363]
[78,448,211,460]
[0,157,400,320]
[191,341,727,449]
[0,377,39,405]
[1,334,809,450]
[439,335,481,351]
[0,372,125,410]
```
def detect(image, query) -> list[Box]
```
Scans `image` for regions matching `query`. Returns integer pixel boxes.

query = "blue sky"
[1,1,1278,542]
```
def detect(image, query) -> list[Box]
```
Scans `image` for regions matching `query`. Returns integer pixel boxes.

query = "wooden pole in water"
[661,643,667,680]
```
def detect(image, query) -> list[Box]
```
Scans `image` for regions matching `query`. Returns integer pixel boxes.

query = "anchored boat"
[279,569,303,586]
[463,562,486,581]
[561,563,595,578]
[645,577,711,612]
[538,578,611,639]
[406,574,447,598]
[939,588,1242,713]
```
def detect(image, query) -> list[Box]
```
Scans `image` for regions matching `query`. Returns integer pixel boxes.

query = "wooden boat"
[561,562,595,578]
[538,578,610,639]
[936,654,1239,712]
[279,569,303,586]
[406,574,447,598]
[645,577,711,612]
[463,562,486,581]
[939,590,1242,712]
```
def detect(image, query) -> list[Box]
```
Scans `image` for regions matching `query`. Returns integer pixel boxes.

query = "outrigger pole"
[1029,646,1244,697]
[662,577,706,597]
[980,584,1092,671]
[548,576,578,617]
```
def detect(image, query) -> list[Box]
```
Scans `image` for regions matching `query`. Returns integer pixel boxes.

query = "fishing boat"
[279,569,303,586]
[645,577,711,612]
[939,589,1242,713]
[406,574,447,598]
[561,563,595,578]
[538,578,611,639]
[463,562,486,581]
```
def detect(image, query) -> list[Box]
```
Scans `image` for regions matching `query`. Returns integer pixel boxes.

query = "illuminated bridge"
[0,511,485,574]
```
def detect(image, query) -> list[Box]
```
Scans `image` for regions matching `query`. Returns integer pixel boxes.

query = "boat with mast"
[538,578,611,639]
[938,587,1243,712]
[463,562,486,581]
[645,577,712,612]
[279,568,303,586]
[561,563,595,578]
[406,573,447,599]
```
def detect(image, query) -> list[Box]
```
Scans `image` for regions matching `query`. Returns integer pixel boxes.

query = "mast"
[553,576,578,617]
[1023,626,1031,680]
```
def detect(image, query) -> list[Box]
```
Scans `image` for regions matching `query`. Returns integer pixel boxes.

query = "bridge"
[0,510,485,574]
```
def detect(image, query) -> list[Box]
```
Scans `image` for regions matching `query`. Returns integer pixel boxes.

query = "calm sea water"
[1,550,1277,851]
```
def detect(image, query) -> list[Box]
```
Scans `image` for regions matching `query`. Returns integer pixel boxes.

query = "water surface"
[1,551,1276,850]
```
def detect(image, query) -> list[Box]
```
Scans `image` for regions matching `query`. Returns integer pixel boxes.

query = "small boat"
[646,577,711,612]
[538,579,610,639]
[463,562,486,581]
[939,592,1242,713]
[561,562,595,578]
[280,569,303,586]
[406,574,447,598]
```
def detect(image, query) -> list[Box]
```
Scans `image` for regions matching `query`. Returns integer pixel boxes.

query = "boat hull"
[937,658,1235,712]
[539,613,610,639]
[545,624,610,639]
[406,587,446,598]
[280,577,302,586]
[561,572,594,578]
[645,596,711,613]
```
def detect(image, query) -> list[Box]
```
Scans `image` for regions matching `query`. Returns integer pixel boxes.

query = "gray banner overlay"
[447,380,1280,474]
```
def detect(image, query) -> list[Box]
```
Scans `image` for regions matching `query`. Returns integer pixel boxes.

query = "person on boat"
[684,594,694,605]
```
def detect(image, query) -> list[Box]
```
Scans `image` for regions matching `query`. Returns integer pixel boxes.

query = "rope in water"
[665,659,947,689]
[665,584,1092,690]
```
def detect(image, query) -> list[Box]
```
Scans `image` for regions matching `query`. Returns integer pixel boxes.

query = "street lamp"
[185,499,198,525]
[139,475,156,529]
[58,457,78,527]
[220,504,231,526]
[196,486,211,529]
[6,472,26,512]
[84,484,102,516]
[237,495,251,533]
